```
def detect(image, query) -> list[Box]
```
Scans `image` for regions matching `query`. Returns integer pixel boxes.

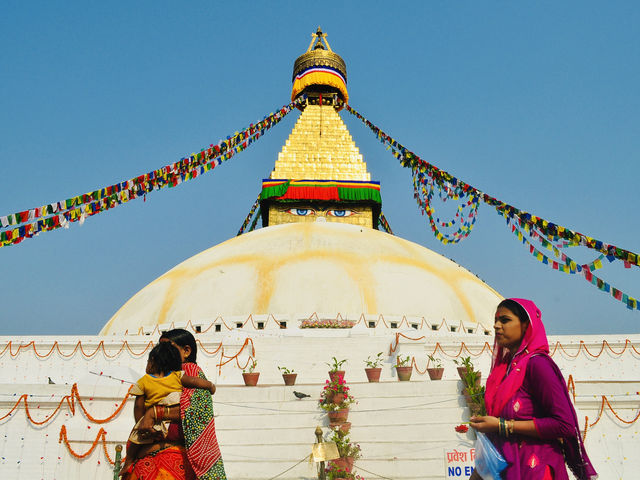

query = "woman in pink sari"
[470,298,597,480]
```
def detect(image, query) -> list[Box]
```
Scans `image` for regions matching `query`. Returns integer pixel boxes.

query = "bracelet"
[508,419,515,436]
[499,417,506,437]
[164,406,170,419]
[154,405,164,422]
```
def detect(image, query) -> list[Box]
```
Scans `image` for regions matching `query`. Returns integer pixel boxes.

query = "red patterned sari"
[130,445,196,480]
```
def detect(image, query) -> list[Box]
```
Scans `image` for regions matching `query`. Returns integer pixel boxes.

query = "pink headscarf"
[484,298,549,416]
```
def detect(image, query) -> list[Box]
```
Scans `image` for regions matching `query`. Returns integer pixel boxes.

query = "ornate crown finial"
[292,28,348,104]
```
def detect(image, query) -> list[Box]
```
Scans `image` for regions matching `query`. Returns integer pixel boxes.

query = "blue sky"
[1,1,638,335]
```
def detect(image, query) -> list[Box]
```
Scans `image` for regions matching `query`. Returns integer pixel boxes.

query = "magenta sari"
[484,298,597,480]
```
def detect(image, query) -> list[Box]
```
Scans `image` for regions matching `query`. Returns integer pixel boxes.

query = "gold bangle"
[509,419,515,435]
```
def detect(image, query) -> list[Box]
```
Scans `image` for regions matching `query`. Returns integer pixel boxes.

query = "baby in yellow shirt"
[121,341,215,475]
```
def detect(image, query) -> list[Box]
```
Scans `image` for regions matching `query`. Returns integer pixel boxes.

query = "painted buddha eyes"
[286,208,315,216]
[327,209,355,217]
[284,208,357,217]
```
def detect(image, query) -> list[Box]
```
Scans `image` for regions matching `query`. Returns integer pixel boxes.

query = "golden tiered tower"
[260,28,382,228]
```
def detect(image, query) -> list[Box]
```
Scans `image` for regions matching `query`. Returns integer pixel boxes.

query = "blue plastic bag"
[474,432,508,480]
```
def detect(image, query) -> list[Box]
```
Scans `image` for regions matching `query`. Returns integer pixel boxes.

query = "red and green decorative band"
[261,179,381,204]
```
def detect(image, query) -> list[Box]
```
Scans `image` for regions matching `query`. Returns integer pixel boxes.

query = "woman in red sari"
[127,329,226,480]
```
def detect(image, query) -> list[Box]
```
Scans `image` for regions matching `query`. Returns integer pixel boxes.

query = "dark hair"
[498,299,530,324]
[159,328,197,363]
[147,342,183,375]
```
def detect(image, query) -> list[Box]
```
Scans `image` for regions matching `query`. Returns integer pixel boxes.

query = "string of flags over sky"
[0,94,637,310]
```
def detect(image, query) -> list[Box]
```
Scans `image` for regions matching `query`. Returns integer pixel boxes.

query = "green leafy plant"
[454,356,474,370]
[327,356,348,372]
[393,354,411,368]
[328,427,362,460]
[457,357,486,416]
[364,352,384,368]
[427,354,443,369]
[243,359,257,373]
[277,366,295,375]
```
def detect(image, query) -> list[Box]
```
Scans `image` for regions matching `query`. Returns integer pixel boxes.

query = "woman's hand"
[469,415,499,433]
[208,382,216,395]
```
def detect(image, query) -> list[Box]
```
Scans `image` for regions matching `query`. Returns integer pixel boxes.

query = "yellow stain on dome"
[102,223,501,334]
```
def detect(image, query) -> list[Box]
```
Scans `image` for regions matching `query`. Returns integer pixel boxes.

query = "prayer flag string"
[237,194,261,236]
[0,98,305,248]
[345,104,639,310]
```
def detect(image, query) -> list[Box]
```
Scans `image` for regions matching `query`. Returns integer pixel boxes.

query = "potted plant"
[327,356,347,382]
[319,375,355,424]
[393,354,413,381]
[457,357,486,415]
[454,356,474,381]
[427,354,444,380]
[454,356,482,383]
[327,427,361,473]
[363,352,384,382]
[278,366,297,386]
[242,359,259,386]
[321,372,351,404]
[325,464,363,480]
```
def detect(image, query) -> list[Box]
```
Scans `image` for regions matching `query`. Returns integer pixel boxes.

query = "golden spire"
[291,27,348,104]
[270,105,369,181]
[258,29,380,229]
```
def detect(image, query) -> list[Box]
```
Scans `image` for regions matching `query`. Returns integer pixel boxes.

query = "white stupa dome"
[100,222,502,334]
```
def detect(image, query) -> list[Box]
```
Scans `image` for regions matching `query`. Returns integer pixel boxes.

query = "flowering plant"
[364,352,384,368]
[319,374,355,411]
[301,318,356,328]
[329,427,362,459]
[455,423,469,433]
[325,465,363,480]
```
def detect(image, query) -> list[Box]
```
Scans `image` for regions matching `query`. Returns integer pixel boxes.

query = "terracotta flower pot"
[396,366,412,381]
[427,367,444,380]
[328,392,346,404]
[242,372,260,386]
[330,456,354,473]
[327,408,349,424]
[364,367,382,382]
[282,373,297,386]
[334,421,351,434]
[328,370,345,382]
